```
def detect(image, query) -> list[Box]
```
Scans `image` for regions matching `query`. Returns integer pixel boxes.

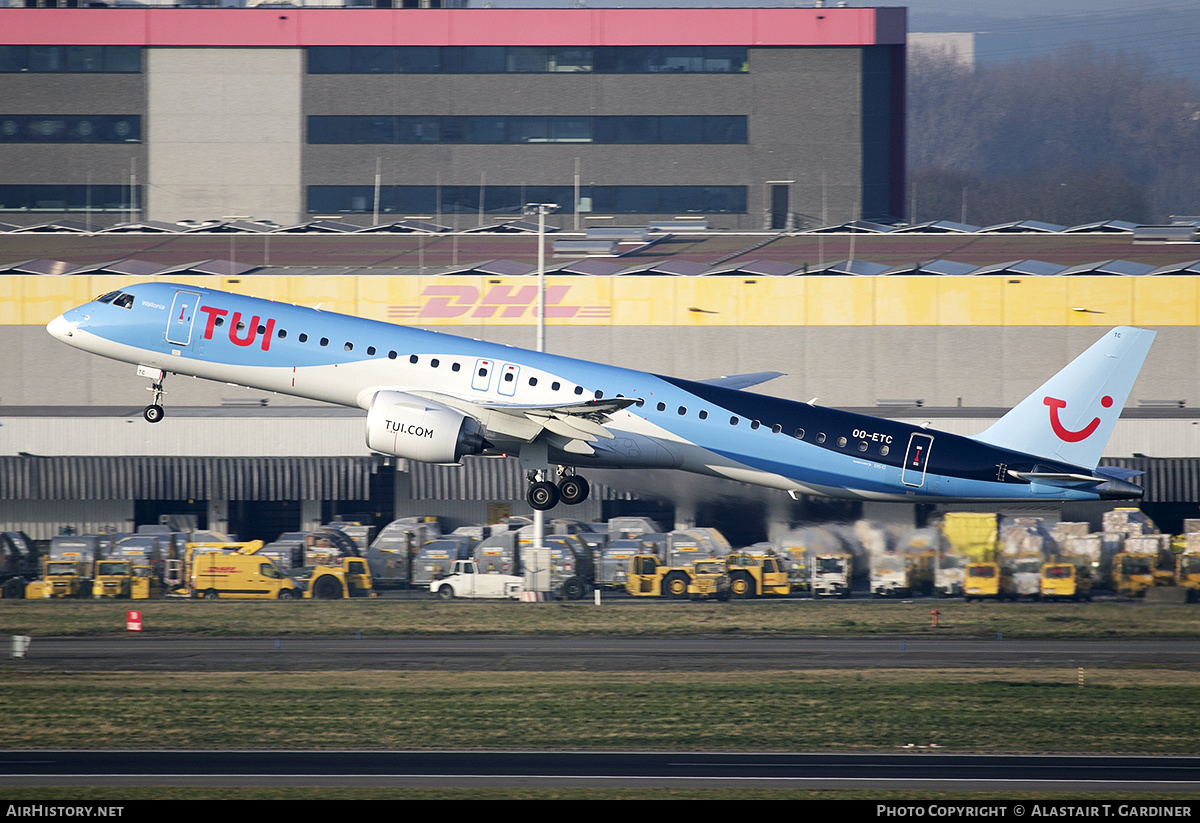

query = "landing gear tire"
[527,480,560,511]
[143,404,165,424]
[558,475,590,506]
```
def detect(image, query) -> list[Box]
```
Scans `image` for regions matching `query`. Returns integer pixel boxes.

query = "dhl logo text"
[389,285,611,320]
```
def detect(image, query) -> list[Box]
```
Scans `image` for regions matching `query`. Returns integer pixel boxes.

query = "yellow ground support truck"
[300,556,374,599]
[724,552,790,597]
[964,561,1014,601]
[1039,561,1094,601]
[625,554,731,600]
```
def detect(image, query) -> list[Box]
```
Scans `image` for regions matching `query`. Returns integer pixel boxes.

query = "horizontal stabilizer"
[1007,470,1105,485]
[699,371,786,390]
[1094,466,1144,482]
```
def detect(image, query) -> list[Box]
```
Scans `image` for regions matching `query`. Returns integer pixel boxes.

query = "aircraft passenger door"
[498,363,519,396]
[471,359,494,392]
[166,290,201,347]
[901,433,934,487]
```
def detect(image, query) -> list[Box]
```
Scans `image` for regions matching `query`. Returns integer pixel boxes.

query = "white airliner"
[47,283,1154,509]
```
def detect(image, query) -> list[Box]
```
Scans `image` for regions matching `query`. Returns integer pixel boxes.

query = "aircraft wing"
[418,393,637,455]
[698,371,785,390]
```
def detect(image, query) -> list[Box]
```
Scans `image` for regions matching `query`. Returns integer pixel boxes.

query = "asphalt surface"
[6,635,1199,790]
[3,750,1199,791]
[8,635,1200,672]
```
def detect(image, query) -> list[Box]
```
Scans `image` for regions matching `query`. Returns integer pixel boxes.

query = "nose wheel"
[140,367,166,423]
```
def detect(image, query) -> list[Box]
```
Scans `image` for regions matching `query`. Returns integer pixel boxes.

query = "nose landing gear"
[139,366,166,423]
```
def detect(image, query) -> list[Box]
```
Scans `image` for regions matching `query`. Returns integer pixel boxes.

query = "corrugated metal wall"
[0,456,380,501]
[1104,458,1200,504]
[407,456,634,501]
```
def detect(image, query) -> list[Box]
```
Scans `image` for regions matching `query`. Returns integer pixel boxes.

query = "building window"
[0,185,141,213]
[308,115,746,146]
[0,46,141,74]
[308,46,747,75]
[308,185,747,216]
[0,116,141,144]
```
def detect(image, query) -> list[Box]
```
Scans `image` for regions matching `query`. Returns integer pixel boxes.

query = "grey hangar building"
[4,6,1200,545]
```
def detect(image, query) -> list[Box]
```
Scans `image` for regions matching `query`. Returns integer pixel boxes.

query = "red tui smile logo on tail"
[1044,395,1112,442]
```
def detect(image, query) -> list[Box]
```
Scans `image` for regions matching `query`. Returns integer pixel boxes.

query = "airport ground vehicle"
[432,559,523,600]
[811,553,853,597]
[964,562,1014,601]
[0,531,39,599]
[624,554,731,600]
[1177,552,1200,600]
[411,535,476,588]
[365,516,443,588]
[30,535,105,599]
[92,559,134,599]
[190,551,302,600]
[1040,562,1093,601]
[94,535,167,599]
[933,554,968,597]
[1008,554,1046,600]
[1110,551,1157,597]
[725,552,789,597]
[299,556,373,599]
[470,528,592,599]
[870,554,915,598]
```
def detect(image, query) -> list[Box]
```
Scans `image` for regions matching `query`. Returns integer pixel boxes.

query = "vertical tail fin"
[972,327,1155,468]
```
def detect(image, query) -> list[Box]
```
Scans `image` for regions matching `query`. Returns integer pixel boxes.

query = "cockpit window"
[96,291,134,309]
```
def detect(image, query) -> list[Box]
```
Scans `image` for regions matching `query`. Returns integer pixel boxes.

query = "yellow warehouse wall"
[2,274,1197,327]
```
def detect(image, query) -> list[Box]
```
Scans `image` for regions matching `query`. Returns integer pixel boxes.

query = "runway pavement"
[7,635,1200,672]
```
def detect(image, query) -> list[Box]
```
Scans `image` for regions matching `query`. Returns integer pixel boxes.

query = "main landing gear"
[526,470,591,511]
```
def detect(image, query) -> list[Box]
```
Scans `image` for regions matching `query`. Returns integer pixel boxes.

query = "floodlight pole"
[523,203,560,554]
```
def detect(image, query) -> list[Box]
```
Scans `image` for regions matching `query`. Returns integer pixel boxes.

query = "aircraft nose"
[46,313,77,341]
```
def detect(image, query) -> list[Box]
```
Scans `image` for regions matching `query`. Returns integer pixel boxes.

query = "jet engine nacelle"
[366,390,488,464]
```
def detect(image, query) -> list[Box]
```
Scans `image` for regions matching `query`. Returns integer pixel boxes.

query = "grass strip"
[2,668,1198,754]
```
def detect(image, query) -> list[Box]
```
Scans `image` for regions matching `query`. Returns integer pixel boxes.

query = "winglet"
[971,327,1155,468]
[699,371,786,390]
